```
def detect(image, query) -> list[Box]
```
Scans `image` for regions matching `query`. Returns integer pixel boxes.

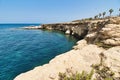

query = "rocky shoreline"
[15,17,120,80]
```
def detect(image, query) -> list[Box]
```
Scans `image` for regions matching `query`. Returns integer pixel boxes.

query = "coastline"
[15,17,120,80]
[14,40,104,80]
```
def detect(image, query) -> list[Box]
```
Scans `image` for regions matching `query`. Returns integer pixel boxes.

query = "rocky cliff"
[14,17,120,80]
[41,22,88,39]
[41,17,120,47]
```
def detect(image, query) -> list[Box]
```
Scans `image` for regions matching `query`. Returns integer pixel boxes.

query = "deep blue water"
[0,24,77,80]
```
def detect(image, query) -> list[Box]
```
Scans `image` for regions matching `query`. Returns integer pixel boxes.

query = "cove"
[0,24,77,80]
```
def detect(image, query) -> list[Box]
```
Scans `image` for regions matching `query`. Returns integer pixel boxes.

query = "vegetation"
[95,42,113,49]
[109,9,114,16]
[102,12,106,18]
[92,8,120,19]
[92,64,115,80]
[59,69,94,80]
[99,13,102,18]
[73,8,120,21]
[58,64,117,80]
[94,15,98,19]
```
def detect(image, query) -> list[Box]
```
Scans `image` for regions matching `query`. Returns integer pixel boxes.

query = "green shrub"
[92,64,115,80]
[58,64,118,80]
[95,42,113,49]
[58,69,94,80]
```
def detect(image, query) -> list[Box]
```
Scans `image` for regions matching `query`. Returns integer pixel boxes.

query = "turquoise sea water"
[0,24,77,80]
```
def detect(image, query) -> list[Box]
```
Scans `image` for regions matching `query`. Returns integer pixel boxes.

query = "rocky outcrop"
[41,22,89,39]
[103,46,120,77]
[85,17,120,47]
[15,17,120,80]
[98,24,120,46]
[41,17,120,46]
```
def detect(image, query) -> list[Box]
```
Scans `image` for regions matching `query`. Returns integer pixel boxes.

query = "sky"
[0,0,120,23]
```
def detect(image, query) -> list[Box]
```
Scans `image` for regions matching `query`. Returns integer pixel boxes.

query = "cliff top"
[42,17,120,26]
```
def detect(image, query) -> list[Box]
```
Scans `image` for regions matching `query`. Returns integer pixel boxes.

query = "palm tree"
[94,15,98,19]
[102,12,106,18]
[109,9,113,16]
[99,13,102,18]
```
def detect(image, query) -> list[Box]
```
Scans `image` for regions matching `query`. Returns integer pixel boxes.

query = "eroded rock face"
[100,24,120,46]
[108,17,120,24]
[85,20,108,44]
[103,46,120,77]
[41,22,88,39]
[41,17,120,44]
[90,23,120,46]
[85,17,120,46]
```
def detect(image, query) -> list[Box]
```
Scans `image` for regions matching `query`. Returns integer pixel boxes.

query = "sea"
[0,24,77,80]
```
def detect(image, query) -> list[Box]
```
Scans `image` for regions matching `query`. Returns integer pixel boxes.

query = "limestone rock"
[103,46,120,77]
[108,17,120,24]
[73,39,87,50]
[65,30,71,35]
[104,38,120,46]
[99,24,120,46]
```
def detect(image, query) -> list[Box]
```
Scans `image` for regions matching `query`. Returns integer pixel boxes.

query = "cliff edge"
[15,17,120,80]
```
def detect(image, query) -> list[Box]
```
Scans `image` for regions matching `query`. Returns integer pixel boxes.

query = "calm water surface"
[0,24,77,80]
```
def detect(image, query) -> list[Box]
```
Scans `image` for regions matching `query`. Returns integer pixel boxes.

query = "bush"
[92,64,115,80]
[58,69,94,80]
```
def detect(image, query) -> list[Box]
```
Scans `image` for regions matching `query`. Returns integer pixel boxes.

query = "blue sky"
[0,0,120,23]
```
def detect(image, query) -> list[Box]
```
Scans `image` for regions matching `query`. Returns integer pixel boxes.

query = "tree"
[99,13,102,18]
[94,15,98,19]
[102,12,106,18]
[109,9,113,16]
